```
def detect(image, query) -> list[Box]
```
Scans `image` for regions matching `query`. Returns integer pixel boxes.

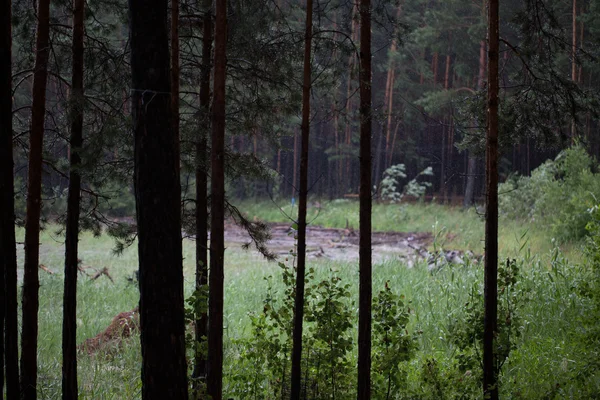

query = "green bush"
[499,146,600,241]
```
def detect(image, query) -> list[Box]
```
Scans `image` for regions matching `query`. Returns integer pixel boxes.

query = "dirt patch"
[225,222,433,264]
[78,307,139,355]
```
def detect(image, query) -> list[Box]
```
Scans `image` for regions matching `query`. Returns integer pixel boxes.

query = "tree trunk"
[483,0,499,398]
[344,4,359,194]
[382,1,401,170]
[464,38,486,208]
[62,0,85,397]
[571,0,577,141]
[0,0,20,392]
[172,0,180,168]
[192,0,212,389]
[357,0,372,398]
[0,0,18,396]
[290,0,313,398]
[21,0,51,396]
[129,0,188,397]
[207,0,227,397]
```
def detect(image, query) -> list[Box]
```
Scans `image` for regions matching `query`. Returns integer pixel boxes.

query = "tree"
[1,0,20,396]
[62,0,85,397]
[357,0,372,398]
[129,0,188,397]
[192,0,212,389]
[290,0,313,397]
[21,0,51,396]
[207,0,227,398]
[483,0,499,398]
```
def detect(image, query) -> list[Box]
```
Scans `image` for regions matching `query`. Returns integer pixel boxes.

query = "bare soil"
[225,222,433,264]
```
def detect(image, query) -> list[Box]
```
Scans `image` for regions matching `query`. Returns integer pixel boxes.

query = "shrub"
[499,145,600,241]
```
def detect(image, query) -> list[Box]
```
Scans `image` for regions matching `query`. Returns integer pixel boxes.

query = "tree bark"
[1,0,19,396]
[464,38,486,208]
[207,0,227,397]
[129,0,188,397]
[290,0,313,397]
[357,0,372,398]
[172,0,180,168]
[571,0,577,141]
[483,0,499,398]
[21,0,51,396]
[192,0,212,388]
[62,0,85,397]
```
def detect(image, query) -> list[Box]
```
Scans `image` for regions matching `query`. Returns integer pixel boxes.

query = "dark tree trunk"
[483,0,499,398]
[207,0,227,398]
[1,27,18,390]
[192,0,212,389]
[571,0,577,141]
[21,0,51,396]
[290,0,313,398]
[0,0,13,395]
[172,0,180,168]
[62,0,85,397]
[129,0,188,397]
[357,0,372,398]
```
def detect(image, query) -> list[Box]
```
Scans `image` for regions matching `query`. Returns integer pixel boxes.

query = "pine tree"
[129,0,188,396]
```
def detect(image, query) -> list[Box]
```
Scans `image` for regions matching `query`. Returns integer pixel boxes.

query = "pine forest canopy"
[5,0,599,208]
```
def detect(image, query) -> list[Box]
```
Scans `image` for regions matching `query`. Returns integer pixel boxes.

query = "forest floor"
[224,222,433,264]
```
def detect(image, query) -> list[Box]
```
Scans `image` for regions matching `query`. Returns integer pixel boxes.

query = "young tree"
[62,0,85,397]
[483,0,499,398]
[192,0,212,388]
[1,0,19,396]
[21,0,51,396]
[290,0,313,397]
[207,0,226,398]
[357,0,372,398]
[129,0,188,397]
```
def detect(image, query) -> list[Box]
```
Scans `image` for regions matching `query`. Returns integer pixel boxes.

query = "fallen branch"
[39,264,54,274]
[90,267,114,283]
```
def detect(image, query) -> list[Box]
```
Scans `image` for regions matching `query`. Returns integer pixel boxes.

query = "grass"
[12,201,598,398]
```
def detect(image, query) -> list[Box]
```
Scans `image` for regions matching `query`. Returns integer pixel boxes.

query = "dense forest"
[2,0,600,399]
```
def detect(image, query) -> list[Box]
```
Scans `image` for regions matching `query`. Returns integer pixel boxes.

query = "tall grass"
[13,201,595,398]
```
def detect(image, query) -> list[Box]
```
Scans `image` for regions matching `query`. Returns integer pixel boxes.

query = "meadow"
[17,200,599,398]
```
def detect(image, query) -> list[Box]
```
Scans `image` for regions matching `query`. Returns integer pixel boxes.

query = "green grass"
[12,202,598,398]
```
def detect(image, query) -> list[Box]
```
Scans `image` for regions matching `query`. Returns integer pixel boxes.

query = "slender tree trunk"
[0,0,16,395]
[172,0,180,168]
[192,0,212,389]
[293,129,298,194]
[483,0,499,398]
[464,38,486,208]
[62,0,84,397]
[207,0,227,397]
[440,54,452,199]
[571,0,577,141]
[344,4,358,193]
[385,69,395,169]
[382,2,401,170]
[21,0,51,396]
[357,0,372,398]
[129,0,188,397]
[290,0,313,398]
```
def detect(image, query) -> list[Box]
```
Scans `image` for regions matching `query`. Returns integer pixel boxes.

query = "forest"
[2,0,600,399]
